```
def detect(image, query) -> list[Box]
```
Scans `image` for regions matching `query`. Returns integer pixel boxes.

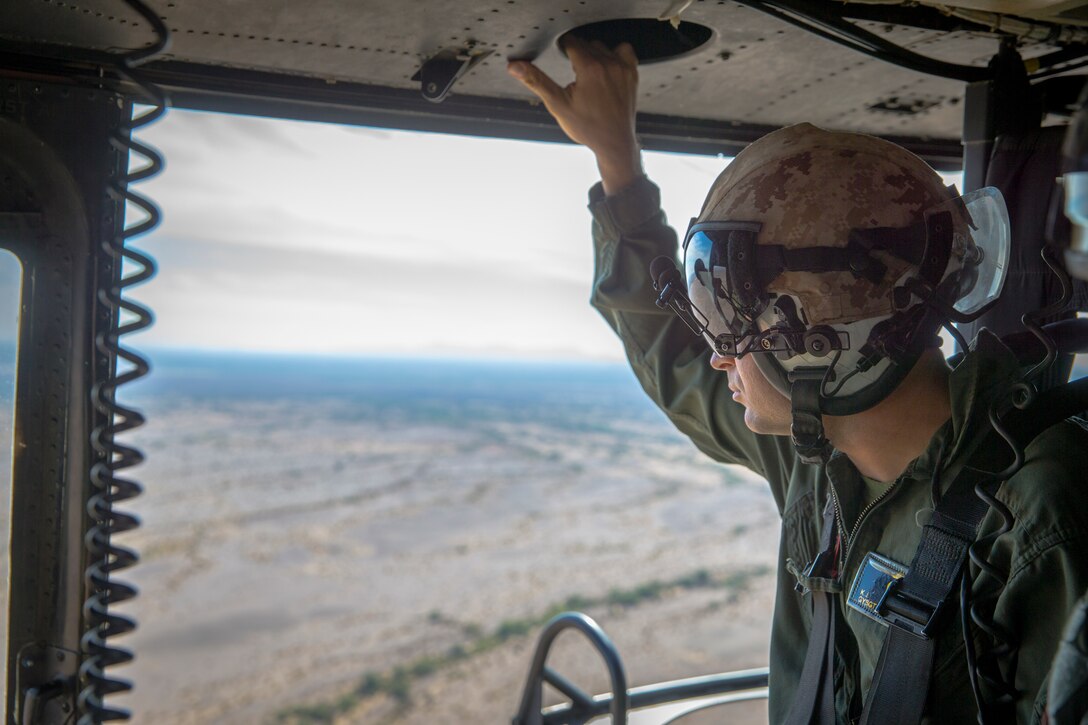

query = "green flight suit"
[587,177,1088,724]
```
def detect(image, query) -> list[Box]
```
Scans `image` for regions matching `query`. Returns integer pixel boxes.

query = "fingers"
[510,37,636,98]
[614,42,638,66]
[561,35,594,66]
[507,60,568,114]
[506,37,640,159]
[563,36,637,69]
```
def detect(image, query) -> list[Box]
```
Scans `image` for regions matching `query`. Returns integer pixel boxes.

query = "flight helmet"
[659,123,1010,462]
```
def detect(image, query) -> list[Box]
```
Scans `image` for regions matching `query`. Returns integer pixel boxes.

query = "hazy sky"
[121,109,727,361]
[0,109,960,362]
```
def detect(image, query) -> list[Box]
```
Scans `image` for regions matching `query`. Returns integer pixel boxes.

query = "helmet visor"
[934,187,1011,317]
[683,225,794,357]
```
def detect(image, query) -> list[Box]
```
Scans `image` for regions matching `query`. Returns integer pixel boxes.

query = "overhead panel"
[0,0,1076,162]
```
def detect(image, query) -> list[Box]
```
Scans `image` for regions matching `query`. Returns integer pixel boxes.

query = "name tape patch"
[847,551,908,626]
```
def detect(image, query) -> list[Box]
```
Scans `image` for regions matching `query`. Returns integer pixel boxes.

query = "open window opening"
[119,109,778,724]
[0,249,22,709]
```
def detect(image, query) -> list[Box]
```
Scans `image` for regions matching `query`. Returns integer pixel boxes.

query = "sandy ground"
[354,583,775,725]
[110,392,780,724]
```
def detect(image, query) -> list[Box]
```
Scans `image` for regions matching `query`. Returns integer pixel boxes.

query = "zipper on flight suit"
[828,476,904,575]
[833,429,953,573]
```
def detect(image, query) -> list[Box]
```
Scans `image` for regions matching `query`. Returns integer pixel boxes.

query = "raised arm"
[507,41,795,495]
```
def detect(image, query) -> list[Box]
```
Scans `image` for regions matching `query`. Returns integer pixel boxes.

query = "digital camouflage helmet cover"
[654,123,1010,461]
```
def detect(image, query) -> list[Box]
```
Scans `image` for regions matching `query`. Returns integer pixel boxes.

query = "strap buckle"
[793,549,836,594]
[877,582,944,639]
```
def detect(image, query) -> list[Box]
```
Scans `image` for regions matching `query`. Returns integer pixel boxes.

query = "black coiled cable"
[962,245,1075,724]
[79,2,169,722]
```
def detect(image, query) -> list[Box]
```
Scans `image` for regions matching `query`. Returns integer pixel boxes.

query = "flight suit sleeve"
[999,531,1088,725]
[587,177,795,509]
[985,423,1088,724]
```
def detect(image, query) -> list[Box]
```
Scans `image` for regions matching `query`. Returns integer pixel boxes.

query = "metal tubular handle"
[512,612,628,725]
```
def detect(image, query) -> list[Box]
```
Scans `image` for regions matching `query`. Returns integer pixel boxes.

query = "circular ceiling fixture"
[558,18,714,64]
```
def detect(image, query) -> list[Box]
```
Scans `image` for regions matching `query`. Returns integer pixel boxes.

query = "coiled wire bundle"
[79,1,169,722]
[961,245,1076,723]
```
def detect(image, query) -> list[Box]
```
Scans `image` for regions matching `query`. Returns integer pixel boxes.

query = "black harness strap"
[784,428,1009,725]
[859,482,990,725]
[783,456,992,725]
[784,366,1087,725]
[857,375,1088,724]
[785,497,840,725]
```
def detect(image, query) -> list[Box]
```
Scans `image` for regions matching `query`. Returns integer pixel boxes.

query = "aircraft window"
[1075,313,1088,379]
[121,110,777,724]
[0,249,20,706]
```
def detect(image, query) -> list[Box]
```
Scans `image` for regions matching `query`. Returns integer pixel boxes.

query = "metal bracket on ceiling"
[412,45,493,103]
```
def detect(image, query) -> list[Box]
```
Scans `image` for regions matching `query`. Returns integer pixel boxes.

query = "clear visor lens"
[932,187,1011,316]
[684,230,791,357]
[684,230,743,340]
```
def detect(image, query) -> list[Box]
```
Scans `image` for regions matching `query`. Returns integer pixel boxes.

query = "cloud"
[120,108,727,360]
[146,109,312,157]
[142,233,588,304]
[132,233,616,358]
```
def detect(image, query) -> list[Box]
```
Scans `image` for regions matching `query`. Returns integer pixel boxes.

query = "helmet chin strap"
[789,367,833,464]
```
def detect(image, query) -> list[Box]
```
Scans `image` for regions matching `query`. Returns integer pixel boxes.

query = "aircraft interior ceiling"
[3,1,1088,163]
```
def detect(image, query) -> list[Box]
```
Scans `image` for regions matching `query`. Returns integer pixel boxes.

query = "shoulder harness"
[785,375,1088,725]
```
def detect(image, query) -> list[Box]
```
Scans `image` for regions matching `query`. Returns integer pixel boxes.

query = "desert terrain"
[106,353,781,724]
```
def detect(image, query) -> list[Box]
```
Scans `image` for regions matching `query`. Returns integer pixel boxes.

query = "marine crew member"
[508,38,1088,724]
